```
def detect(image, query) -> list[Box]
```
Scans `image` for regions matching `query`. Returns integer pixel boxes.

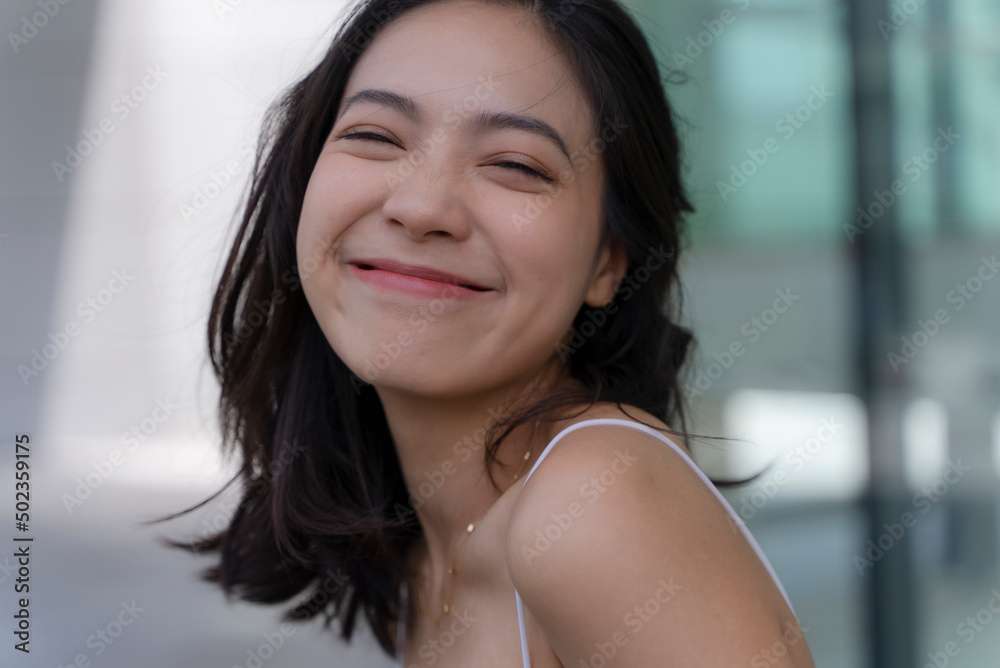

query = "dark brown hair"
[152,0,698,658]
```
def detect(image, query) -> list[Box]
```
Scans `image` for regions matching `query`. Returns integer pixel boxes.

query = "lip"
[347,258,494,298]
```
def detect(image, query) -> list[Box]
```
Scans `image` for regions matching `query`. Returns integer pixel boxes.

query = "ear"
[583,237,628,308]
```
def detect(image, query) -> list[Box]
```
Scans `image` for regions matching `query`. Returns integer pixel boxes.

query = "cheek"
[297,155,386,267]
[496,205,599,336]
[503,188,601,287]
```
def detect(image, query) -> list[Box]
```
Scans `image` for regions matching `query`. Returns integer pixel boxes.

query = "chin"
[367,371,490,401]
[357,349,512,400]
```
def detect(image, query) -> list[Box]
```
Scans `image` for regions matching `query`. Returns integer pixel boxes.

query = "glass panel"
[631,0,1000,665]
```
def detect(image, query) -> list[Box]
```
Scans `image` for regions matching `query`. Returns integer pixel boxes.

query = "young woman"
[162,0,816,666]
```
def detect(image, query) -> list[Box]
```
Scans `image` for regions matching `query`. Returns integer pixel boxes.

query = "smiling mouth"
[353,263,491,292]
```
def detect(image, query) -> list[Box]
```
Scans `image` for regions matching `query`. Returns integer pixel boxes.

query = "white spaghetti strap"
[516,588,532,668]
[512,418,797,668]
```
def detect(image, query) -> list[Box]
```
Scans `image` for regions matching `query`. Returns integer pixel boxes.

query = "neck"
[376,362,573,580]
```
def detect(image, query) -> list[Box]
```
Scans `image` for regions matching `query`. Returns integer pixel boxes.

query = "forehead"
[339,0,594,149]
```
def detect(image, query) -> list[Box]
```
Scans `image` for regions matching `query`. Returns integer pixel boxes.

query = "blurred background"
[0,0,997,666]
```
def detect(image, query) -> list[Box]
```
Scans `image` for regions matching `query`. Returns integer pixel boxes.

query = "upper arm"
[505,425,813,667]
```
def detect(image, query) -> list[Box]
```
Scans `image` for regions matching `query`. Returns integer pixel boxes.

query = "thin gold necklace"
[415,421,539,628]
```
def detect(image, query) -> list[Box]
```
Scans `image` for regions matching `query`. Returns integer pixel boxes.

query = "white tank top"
[396,417,796,667]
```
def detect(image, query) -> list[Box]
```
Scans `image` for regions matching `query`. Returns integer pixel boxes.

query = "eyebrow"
[339,88,573,162]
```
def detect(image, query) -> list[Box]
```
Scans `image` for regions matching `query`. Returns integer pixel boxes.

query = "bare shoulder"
[505,402,814,666]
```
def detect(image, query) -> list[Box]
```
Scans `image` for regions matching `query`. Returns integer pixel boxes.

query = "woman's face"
[297,0,624,398]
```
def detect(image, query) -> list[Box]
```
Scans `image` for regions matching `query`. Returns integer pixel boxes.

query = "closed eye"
[338,131,556,184]
[493,161,556,183]
[339,130,399,146]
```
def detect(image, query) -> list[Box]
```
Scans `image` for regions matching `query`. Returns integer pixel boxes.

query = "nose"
[380,149,471,241]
